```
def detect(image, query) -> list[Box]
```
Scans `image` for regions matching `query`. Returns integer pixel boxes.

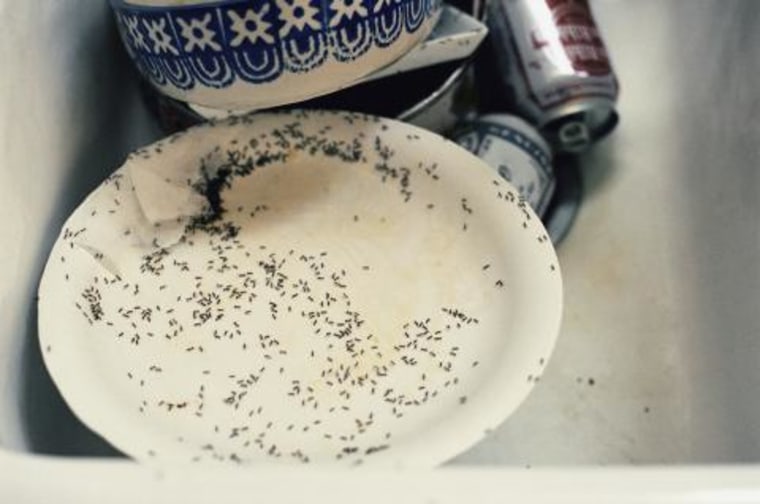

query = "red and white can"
[487,0,619,152]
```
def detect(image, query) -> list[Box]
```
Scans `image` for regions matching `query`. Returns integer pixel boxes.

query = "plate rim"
[38,109,563,468]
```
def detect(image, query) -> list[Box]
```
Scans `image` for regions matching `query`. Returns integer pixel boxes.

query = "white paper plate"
[38,110,562,468]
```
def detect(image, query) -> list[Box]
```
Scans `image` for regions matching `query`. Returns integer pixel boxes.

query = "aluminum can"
[452,113,555,216]
[487,0,619,152]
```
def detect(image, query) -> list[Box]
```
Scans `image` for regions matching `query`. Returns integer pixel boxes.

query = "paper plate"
[38,110,562,467]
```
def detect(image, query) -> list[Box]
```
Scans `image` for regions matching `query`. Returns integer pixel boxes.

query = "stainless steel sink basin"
[457,0,760,465]
[1,0,758,477]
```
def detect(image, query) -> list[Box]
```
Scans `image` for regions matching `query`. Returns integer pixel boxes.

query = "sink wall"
[457,0,760,465]
[0,1,159,455]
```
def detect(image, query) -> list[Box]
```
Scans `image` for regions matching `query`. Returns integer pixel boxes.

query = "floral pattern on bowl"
[110,0,442,109]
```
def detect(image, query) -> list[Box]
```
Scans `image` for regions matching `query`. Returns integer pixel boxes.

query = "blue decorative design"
[372,6,404,48]
[281,32,329,73]
[188,55,236,88]
[172,10,224,54]
[140,56,169,86]
[231,48,284,83]
[160,58,195,90]
[108,0,439,92]
[404,0,425,32]
[329,20,374,62]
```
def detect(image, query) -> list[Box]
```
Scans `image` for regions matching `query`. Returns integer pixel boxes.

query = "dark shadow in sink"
[578,134,620,198]
[17,7,160,458]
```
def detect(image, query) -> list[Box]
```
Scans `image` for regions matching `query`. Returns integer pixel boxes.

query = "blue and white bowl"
[110,0,443,109]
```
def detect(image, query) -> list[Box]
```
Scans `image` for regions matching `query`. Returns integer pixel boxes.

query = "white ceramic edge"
[37,110,562,469]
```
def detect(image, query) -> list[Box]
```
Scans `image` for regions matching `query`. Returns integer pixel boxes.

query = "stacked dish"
[109,0,445,109]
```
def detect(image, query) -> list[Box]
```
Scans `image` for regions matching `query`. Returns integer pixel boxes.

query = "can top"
[542,102,619,153]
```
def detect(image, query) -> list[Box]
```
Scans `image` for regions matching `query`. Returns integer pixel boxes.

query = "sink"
[1,0,760,500]
[456,0,760,465]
